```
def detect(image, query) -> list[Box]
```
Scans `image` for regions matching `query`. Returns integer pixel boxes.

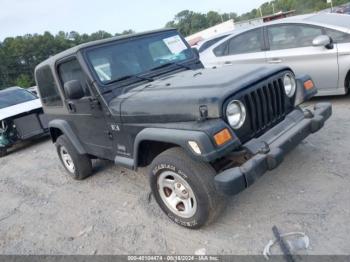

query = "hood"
[0,99,42,121]
[109,64,288,123]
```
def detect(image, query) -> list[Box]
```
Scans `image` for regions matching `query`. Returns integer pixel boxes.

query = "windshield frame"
[82,30,198,91]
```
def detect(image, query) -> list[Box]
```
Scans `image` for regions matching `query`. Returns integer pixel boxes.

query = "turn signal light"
[304,80,314,90]
[214,128,232,146]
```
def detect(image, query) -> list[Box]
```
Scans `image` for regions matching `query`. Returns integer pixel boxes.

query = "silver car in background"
[195,32,232,53]
[200,13,350,96]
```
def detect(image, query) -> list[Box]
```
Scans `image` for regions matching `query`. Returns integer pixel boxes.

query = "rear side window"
[213,41,228,57]
[36,65,63,107]
[324,28,350,43]
[268,24,323,50]
[227,29,262,55]
[198,35,228,53]
[213,29,262,56]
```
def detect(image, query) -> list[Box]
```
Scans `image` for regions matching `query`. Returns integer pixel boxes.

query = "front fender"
[295,74,318,106]
[134,124,241,166]
[48,119,86,155]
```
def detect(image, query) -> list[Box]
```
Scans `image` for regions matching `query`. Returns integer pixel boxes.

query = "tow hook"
[259,141,270,154]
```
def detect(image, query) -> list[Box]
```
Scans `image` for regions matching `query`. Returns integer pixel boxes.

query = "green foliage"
[0,30,133,89]
[166,0,350,36]
[15,74,33,88]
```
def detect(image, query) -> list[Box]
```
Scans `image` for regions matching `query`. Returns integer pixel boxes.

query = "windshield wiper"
[150,62,191,71]
[105,74,153,85]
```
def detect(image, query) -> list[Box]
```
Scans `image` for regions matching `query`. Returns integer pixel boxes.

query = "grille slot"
[242,77,288,136]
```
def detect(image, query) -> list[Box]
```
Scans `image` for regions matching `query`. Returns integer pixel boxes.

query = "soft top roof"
[36,28,177,69]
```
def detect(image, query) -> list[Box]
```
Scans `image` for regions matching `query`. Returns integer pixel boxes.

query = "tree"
[206,11,222,27]
[164,0,350,37]
[15,74,32,88]
[0,29,135,89]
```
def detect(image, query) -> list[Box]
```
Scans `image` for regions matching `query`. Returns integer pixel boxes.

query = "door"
[324,27,350,94]
[57,58,114,159]
[265,24,339,92]
[210,28,266,67]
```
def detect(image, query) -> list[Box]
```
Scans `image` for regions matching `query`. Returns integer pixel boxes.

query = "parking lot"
[0,95,349,255]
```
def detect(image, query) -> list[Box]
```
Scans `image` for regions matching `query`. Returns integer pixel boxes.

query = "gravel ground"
[0,95,349,255]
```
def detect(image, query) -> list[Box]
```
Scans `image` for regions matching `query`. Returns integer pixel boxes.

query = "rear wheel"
[56,135,92,180]
[149,147,226,229]
[0,147,7,157]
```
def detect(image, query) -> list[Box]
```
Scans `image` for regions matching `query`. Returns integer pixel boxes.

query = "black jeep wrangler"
[35,29,331,228]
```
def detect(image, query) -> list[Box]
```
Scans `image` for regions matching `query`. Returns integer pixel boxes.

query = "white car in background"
[28,86,39,96]
[0,86,48,156]
[200,13,350,96]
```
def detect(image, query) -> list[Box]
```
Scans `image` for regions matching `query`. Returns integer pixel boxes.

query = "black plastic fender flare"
[133,127,215,167]
[48,119,86,155]
[294,74,317,106]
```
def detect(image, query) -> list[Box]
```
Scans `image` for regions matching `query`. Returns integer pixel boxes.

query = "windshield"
[86,31,194,84]
[0,88,37,109]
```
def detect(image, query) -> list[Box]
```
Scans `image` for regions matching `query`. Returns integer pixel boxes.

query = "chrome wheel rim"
[157,171,197,218]
[60,146,75,173]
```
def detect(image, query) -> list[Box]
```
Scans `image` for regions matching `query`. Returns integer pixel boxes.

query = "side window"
[213,41,228,57]
[35,65,63,107]
[227,29,262,55]
[58,58,91,97]
[268,24,323,50]
[198,35,228,53]
[324,28,350,43]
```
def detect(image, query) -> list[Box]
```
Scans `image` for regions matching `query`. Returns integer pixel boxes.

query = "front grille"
[232,73,293,142]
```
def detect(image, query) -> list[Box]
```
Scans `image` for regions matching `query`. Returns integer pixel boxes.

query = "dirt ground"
[0,95,349,255]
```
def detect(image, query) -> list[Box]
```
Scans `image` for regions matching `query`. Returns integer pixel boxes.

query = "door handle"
[224,61,233,66]
[67,102,76,113]
[268,58,282,64]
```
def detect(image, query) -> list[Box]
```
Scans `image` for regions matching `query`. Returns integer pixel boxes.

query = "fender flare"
[48,119,86,155]
[133,127,215,167]
[295,74,317,106]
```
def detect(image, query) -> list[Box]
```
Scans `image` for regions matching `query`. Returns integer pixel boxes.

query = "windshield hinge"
[199,105,208,121]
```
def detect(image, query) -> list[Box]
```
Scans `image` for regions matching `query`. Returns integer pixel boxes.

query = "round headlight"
[226,100,246,129]
[283,73,296,97]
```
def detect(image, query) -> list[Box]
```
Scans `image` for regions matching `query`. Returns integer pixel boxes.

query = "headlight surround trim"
[226,100,247,130]
[283,72,297,98]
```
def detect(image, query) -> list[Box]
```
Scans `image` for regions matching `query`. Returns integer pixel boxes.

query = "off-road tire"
[149,147,226,229]
[0,147,7,157]
[56,135,92,180]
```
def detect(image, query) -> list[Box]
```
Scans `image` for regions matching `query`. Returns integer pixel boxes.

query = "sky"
[0,0,267,40]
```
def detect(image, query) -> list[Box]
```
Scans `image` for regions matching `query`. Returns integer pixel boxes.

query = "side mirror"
[64,80,84,100]
[192,47,200,58]
[312,35,333,49]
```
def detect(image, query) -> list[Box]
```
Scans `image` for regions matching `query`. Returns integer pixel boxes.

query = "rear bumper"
[215,102,332,195]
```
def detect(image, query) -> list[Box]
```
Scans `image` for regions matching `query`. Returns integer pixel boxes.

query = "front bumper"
[215,102,332,195]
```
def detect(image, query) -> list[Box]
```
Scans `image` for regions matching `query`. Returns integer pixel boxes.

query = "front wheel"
[149,147,226,229]
[55,135,92,180]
